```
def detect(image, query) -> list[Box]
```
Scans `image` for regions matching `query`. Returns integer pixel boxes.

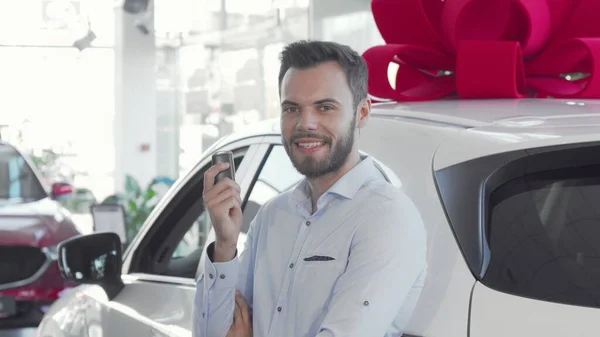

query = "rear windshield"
[0,145,47,202]
[484,165,600,308]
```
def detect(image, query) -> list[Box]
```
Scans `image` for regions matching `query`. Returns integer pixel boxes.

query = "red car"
[0,141,80,329]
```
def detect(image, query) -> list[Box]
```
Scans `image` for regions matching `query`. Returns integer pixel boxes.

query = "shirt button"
[289,263,294,268]
[209,274,214,279]
[305,221,311,226]
[277,306,282,312]
[220,274,226,279]
[363,301,370,306]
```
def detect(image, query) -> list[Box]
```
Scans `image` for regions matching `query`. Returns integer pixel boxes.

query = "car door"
[73,138,267,337]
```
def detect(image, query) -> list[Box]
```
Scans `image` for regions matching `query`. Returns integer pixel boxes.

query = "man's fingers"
[203,177,240,201]
[205,186,241,209]
[233,297,242,326]
[203,162,230,194]
[206,195,242,220]
[235,291,250,325]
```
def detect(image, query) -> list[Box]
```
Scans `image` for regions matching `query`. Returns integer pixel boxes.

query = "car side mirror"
[51,182,73,199]
[57,232,124,300]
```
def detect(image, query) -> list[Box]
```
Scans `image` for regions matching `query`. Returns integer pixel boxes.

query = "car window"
[171,212,210,259]
[0,145,46,202]
[170,155,245,261]
[483,165,600,309]
[130,150,249,279]
[241,145,304,228]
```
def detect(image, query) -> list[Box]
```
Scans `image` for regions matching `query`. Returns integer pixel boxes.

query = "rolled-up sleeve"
[193,215,259,337]
[315,196,428,337]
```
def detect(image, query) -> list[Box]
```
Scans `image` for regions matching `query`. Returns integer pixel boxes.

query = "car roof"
[218,98,600,168]
[371,98,600,128]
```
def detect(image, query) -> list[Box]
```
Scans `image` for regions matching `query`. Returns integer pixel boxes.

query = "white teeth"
[297,142,324,149]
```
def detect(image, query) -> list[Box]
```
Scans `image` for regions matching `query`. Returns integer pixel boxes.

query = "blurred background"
[0,0,385,234]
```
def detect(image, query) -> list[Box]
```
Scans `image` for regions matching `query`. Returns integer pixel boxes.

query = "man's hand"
[226,291,252,337]
[203,162,243,262]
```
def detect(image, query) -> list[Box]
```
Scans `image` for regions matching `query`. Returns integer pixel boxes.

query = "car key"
[212,150,235,183]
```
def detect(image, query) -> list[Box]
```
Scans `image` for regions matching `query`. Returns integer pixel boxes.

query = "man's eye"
[283,107,299,113]
[318,105,334,111]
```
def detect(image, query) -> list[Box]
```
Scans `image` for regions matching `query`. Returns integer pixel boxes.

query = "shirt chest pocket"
[294,249,347,297]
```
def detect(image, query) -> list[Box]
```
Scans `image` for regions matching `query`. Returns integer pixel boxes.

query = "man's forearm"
[213,241,237,263]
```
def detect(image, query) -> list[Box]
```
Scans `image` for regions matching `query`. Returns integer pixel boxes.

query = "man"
[194,40,428,337]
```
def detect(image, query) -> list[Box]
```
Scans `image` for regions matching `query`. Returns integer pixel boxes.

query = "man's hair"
[278,40,369,110]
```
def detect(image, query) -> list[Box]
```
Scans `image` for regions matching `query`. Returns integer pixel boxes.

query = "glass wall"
[311,0,384,54]
[157,0,384,175]
[0,0,116,203]
[0,46,115,200]
[174,0,310,174]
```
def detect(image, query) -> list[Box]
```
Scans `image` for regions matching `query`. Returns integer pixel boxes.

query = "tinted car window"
[0,145,46,202]
[484,165,600,308]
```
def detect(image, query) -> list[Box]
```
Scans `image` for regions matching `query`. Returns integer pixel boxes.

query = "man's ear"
[356,98,371,129]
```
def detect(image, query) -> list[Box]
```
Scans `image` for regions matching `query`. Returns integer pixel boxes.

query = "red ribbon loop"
[456,41,528,98]
[363,0,600,101]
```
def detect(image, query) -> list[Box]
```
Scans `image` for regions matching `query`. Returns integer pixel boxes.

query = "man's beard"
[282,120,356,179]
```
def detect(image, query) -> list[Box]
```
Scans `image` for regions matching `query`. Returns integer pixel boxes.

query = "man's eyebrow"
[281,98,342,106]
[313,98,341,105]
[281,100,299,106]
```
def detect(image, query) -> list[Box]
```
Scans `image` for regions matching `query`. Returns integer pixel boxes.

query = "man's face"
[280,61,357,178]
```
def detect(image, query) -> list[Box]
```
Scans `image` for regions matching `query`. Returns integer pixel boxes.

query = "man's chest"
[252,202,366,332]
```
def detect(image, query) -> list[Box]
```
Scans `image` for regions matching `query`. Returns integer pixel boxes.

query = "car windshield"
[0,145,47,203]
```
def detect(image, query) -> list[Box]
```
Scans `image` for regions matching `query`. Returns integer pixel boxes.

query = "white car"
[38,99,600,337]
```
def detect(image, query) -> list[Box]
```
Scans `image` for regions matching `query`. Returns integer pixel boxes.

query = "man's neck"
[307,152,361,213]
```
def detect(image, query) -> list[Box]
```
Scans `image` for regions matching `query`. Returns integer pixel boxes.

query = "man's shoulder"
[356,181,427,241]
[360,179,410,204]
[355,180,422,223]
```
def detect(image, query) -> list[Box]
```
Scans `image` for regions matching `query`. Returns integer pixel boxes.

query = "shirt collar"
[290,155,381,205]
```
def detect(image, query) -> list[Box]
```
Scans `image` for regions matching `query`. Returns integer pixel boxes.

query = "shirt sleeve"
[193,214,260,337]
[315,196,428,337]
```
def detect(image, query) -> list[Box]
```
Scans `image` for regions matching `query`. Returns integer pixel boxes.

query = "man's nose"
[297,109,318,131]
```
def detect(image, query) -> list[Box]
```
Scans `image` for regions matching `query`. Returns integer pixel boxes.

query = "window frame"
[121,136,269,284]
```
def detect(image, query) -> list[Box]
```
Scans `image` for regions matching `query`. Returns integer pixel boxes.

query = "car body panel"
[470,282,600,337]
[0,198,80,247]
[427,99,600,170]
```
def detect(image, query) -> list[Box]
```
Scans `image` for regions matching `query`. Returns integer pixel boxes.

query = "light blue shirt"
[193,156,428,337]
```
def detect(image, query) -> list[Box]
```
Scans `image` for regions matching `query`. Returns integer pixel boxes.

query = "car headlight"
[42,245,59,260]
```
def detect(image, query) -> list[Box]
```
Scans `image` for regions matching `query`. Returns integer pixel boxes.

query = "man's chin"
[293,152,327,165]
[292,159,331,178]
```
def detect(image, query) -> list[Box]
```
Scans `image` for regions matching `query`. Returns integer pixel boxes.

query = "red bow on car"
[362,0,600,101]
